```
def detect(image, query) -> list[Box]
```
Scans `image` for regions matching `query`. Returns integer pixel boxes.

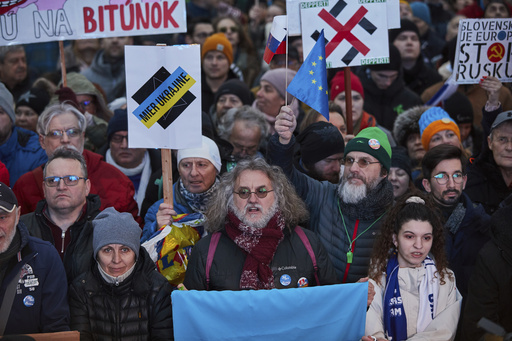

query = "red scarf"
[225,210,285,290]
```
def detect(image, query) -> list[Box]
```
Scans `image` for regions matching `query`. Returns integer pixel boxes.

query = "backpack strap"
[206,232,221,290]
[294,226,320,286]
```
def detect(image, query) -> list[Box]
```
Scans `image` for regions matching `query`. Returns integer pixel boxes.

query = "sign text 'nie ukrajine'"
[132,66,196,129]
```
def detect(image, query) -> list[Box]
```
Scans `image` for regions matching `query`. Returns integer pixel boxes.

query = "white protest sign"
[125,45,202,149]
[300,0,389,68]
[454,18,512,84]
[0,0,186,45]
[288,0,396,36]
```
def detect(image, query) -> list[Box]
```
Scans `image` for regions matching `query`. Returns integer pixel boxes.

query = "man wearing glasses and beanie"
[0,182,69,336]
[13,103,140,224]
[20,148,102,283]
[269,106,393,284]
[421,144,490,301]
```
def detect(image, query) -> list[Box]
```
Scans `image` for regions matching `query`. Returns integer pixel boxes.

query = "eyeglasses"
[234,187,273,199]
[110,134,128,143]
[342,157,380,168]
[219,26,238,33]
[43,175,87,187]
[195,32,212,39]
[46,128,82,139]
[432,172,464,185]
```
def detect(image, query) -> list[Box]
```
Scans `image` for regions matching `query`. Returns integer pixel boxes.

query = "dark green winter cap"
[344,127,392,171]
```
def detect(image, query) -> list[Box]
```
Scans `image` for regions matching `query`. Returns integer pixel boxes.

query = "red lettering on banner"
[319,6,370,57]
[83,7,96,33]
[98,5,104,32]
[104,5,118,31]
[151,2,162,28]
[164,1,179,28]
[120,4,134,30]
[136,3,150,29]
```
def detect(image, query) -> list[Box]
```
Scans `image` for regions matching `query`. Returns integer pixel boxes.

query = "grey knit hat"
[93,207,142,259]
[0,82,15,123]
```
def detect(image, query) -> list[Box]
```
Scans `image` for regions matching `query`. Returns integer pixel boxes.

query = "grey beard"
[337,176,380,204]
[230,201,278,229]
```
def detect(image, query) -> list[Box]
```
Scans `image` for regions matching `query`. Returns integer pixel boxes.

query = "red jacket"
[13,150,141,224]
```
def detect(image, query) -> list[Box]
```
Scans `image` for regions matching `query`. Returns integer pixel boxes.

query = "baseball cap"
[491,110,512,131]
[0,182,18,213]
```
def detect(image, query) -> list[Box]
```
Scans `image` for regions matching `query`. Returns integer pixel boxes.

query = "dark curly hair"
[368,191,452,285]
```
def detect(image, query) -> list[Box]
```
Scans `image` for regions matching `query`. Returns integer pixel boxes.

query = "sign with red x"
[300,0,389,68]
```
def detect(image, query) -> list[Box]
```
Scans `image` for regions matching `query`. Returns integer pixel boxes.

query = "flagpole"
[344,67,353,135]
[284,14,289,106]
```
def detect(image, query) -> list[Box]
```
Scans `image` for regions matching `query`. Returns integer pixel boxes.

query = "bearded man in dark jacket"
[269,106,394,284]
[21,148,101,283]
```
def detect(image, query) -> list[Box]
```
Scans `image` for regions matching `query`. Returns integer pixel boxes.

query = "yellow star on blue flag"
[287,29,329,120]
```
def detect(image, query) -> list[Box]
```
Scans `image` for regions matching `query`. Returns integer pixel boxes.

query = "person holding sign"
[362,192,461,341]
[183,158,339,290]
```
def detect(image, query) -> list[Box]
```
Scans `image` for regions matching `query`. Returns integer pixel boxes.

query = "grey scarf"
[445,203,466,235]
[339,178,394,220]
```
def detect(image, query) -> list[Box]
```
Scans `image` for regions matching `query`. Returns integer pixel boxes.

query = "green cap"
[344,127,392,171]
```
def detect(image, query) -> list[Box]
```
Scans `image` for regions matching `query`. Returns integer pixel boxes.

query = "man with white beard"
[268,105,394,283]
[183,158,339,290]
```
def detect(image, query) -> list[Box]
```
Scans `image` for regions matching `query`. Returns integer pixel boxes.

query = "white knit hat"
[177,136,221,172]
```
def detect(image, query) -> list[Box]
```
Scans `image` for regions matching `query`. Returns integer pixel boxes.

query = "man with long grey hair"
[183,158,339,290]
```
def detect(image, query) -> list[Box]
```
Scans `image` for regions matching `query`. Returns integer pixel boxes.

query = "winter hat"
[297,121,345,165]
[16,87,51,115]
[202,33,233,65]
[344,127,392,171]
[392,105,427,147]
[390,19,420,43]
[260,68,297,105]
[329,71,364,100]
[107,109,128,140]
[0,182,18,212]
[0,82,15,123]
[443,92,473,125]
[92,207,142,259]
[411,1,432,26]
[214,79,254,108]
[391,146,412,179]
[368,44,402,72]
[419,107,461,150]
[177,135,222,173]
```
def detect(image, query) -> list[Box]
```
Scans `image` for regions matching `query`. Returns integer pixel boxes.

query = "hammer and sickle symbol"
[489,45,504,60]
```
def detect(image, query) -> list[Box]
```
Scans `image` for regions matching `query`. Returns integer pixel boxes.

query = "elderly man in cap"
[141,136,222,242]
[0,182,69,335]
[296,121,345,184]
[269,106,394,283]
[0,83,47,186]
[466,109,512,214]
[184,158,339,290]
[13,103,139,222]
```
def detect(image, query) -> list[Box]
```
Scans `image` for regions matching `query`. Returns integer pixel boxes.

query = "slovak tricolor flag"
[263,15,287,64]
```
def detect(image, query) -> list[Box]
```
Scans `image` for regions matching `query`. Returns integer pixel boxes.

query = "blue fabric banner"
[172,283,367,341]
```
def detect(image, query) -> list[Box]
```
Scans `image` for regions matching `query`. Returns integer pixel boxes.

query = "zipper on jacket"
[61,230,65,254]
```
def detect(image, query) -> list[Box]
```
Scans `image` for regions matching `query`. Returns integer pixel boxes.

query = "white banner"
[454,18,512,84]
[125,45,202,149]
[300,0,389,68]
[0,0,186,45]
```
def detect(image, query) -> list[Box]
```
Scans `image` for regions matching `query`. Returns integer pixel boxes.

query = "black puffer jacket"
[21,194,102,283]
[184,227,339,290]
[69,248,173,340]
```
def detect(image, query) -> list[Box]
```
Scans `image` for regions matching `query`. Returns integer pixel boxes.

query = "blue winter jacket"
[0,126,47,185]
[1,222,70,335]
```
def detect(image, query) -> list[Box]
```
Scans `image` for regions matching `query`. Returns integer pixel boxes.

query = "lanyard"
[337,198,385,281]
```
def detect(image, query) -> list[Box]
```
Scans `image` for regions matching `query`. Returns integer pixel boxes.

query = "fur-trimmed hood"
[392,105,430,147]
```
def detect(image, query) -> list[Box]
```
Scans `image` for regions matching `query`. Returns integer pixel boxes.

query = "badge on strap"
[347,251,353,264]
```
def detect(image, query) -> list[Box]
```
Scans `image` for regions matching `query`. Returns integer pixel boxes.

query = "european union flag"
[287,29,329,120]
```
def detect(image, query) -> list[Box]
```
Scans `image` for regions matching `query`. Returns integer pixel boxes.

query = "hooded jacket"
[81,50,126,103]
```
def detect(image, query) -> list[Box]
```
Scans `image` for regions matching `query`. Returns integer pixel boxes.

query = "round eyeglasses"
[432,172,464,185]
[234,187,274,199]
[342,157,380,169]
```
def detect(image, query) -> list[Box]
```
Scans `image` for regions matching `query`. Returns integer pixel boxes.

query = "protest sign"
[0,0,186,45]
[172,283,368,341]
[299,0,389,68]
[125,45,202,149]
[454,18,512,84]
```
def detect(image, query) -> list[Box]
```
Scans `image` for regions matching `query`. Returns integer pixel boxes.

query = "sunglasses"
[43,175,87,187]
[234,187,273,199]
[219,26,238,33]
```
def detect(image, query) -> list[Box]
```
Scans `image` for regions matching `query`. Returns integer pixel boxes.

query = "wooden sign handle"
[161,148,174,210]
[344,67,353,135]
